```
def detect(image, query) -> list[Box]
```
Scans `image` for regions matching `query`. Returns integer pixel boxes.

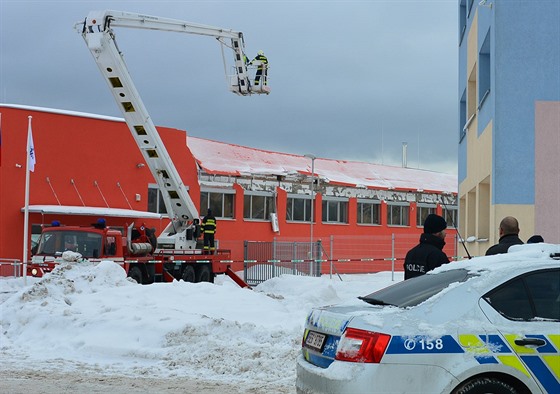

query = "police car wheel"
[453,377,522,394]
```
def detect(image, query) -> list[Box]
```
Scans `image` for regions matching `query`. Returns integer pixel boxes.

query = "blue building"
[458,0,560,253]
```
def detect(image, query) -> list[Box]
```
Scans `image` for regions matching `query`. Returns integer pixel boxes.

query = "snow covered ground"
[0,261,401,392]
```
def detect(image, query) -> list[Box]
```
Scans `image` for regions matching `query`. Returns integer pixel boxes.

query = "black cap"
[423,214,447,234]
[527,235,544,244]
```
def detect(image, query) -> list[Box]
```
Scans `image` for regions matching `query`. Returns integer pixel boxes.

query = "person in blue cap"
[93,218,106,229]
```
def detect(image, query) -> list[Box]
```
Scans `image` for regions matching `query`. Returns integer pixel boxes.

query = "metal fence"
[1,235,462,285]
[243,234,461,286]
[0,259,23,278]
[243,240,322,286]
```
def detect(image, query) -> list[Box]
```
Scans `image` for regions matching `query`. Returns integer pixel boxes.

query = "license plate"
[305,330,326,352]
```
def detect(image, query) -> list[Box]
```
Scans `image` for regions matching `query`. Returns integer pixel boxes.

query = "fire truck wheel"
[182,265,196,283]
[128,266,143,284]
[196,264,212,282]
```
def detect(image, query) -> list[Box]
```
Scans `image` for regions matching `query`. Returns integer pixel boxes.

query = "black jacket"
[404,233,450,280]
[485,234,524,256]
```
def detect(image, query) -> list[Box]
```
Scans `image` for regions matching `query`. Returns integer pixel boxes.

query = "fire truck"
[28,10,269,285]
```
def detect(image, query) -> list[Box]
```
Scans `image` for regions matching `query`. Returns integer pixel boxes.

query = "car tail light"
[335,327,391,363]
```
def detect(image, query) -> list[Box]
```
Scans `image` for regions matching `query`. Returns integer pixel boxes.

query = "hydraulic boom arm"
[77,10,268,250]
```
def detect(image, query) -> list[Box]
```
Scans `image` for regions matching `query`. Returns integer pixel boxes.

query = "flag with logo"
[28,117,36,172]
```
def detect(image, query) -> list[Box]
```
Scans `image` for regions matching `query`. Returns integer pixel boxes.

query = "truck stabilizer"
[226,267,252,289]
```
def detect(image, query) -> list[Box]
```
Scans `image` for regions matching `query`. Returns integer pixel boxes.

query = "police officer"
[249,50,268,86]
[201,209,217,255]
[404,214,450,280]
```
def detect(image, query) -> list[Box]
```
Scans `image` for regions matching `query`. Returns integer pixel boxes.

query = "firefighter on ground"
[249,50,268,86]
[201,209,217,254]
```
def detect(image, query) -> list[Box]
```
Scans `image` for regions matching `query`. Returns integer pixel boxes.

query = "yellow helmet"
[257,50,264,56]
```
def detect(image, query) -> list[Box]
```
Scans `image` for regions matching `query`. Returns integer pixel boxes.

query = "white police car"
[296,244,560,394]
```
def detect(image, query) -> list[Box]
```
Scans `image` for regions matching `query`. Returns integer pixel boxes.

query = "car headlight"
[31,268,38,276]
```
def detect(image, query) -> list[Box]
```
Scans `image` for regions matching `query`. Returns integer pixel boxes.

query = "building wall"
[535,101,560,242]
[0,106,191,260]
[494,1,560,205]
[1,105,458,272]
[458,0,560,254]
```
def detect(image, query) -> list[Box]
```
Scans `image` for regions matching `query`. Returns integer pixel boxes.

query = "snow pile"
[0,261,400,388]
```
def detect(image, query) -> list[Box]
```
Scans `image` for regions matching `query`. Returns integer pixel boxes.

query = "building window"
[148,185,168,214]
[387,202,409,226]
[31,224,43,253]
[443,205,458,228]
[244,193,275,220]
[460,89,467,142]
[416,204,436,227]
[467,66,477,120]
[201,190,235,218]
[286,196,312,222]
[467,0,474,17]
[357,199,381,225]
[322,198,348,224]
[478,30,491,110]
[459,0,467,45]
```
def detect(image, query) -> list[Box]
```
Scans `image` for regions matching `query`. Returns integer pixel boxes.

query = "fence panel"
[244,241,323,286]
[0,259,22,278]
[243,234,459,285]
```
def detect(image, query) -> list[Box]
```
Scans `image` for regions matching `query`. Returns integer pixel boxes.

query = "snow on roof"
[1,104,457,193]
[0,103,123,122]
[23,205,163,219]
[187,137,457,193]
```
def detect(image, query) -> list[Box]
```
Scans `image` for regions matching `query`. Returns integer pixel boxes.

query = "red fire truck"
[29,222,235,284]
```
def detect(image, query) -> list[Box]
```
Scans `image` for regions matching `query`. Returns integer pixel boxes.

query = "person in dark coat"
[404,214,450,280]
[201,209,217,255]
[485,216,524,255]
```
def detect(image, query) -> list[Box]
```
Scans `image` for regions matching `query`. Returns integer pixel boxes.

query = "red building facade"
[0,105,458,274]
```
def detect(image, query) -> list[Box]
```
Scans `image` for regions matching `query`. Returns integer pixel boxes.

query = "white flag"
[28,117,36,172]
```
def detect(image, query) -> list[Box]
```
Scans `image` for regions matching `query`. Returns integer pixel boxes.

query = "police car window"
[360,269,474,308]
[484,268,560,321]
[525,269,559,320]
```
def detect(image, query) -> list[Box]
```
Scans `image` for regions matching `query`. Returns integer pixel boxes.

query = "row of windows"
[459,0,476,45]
[149,187,458,227]
[459,1,492,142]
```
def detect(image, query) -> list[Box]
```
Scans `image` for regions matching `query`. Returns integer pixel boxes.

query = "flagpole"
[22,116,33,285]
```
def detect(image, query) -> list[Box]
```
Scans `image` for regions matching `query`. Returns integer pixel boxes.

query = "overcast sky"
[1,0,459,174]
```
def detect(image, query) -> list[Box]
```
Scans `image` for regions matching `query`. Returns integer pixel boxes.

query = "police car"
[296,244,560,394]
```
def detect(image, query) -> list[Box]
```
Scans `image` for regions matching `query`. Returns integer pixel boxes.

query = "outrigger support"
[226,267,252,289]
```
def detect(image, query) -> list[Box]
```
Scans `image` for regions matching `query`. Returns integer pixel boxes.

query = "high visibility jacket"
[202,216,216,234]
[250,54,268,69]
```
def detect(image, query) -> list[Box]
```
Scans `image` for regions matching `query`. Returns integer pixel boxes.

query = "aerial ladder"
[76,10,269,253]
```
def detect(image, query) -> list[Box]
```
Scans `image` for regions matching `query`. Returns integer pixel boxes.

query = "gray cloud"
[1,0,458,174]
